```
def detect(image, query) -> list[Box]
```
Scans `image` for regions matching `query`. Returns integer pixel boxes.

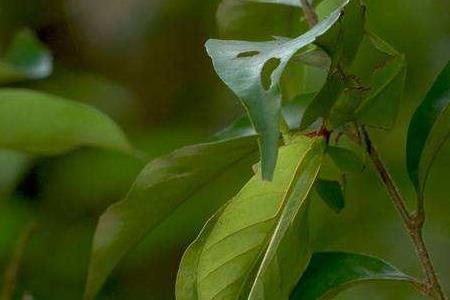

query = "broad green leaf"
[206,1,347,179]
[407,61,450,194]
[85,136,259,300]
[0,89,132,155]
[0,29,52,84]
[327,146,364,173]
[315,179,344,213]
[290,252,414,300]
[183,136,325,299]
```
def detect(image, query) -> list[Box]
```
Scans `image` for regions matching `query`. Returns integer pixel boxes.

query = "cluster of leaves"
[0,0,448,299]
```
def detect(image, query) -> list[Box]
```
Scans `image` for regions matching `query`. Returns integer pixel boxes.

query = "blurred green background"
[0,0,448,299]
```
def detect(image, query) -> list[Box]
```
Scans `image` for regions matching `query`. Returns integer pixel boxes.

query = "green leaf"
[214,116,256,140]
[178,135,325,299]
[217,0,305,40]
[355,32,407,129]
[0,149,31,196]
[283,93,316,130]
[206,1,347,179]
[0,89,132,155]
[0,29,52,84]
[327,146,364,173]
[315,179,344,213]
[407,60,450,194]
[85,136,259,300]
[176,208,225,300]
[300,0,365,129]
[290,252,414,300]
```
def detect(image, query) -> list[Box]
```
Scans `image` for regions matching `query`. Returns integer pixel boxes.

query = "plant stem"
[1,220,37,300]
[300,0,318,27]
[360,126,447,300]
[298,4,447,298]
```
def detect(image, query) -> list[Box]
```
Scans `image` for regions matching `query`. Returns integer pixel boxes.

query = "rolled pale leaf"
[206,0,348,179]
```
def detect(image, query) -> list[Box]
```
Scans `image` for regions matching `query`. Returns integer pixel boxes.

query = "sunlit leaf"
[0,89,133,155]
[177,135,325,299]
[407,60,450,194]
[315,179,344,213]
[0,29,52,84]
[206,1,347,179]
[290,252,414,300]
[85,136,259,300]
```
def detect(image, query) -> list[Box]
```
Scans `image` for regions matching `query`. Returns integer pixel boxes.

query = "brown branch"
[298,2,447,298]
[361,126,447,300]
[300,0,318,27]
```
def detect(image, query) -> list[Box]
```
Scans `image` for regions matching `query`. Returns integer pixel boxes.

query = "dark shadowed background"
[0,0,448,299]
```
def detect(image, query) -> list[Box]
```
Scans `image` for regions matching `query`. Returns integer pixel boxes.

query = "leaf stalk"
[298,3,446,298]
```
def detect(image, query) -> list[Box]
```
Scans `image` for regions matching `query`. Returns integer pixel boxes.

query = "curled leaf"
[206,1,347,179]
[407,60,450,194]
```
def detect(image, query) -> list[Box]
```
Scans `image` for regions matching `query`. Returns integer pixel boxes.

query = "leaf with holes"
[0,29,52,84]
[407,60,450,195]
[85,136,259,300]
[176,135,325,299]
[0,89,132,155]
[206,1,347,179]
[290,252,414,300]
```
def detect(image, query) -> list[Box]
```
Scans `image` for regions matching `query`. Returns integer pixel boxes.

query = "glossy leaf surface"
[85,136,259,300]
[177,135,325,299]
[206,1,346,179]
[0,89,132,155]
[0,29,52,84]
[290,252,413,300]
[407,61,450,193]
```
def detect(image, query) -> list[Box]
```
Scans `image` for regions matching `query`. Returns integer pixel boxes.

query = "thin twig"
[300,0,318,27]
[361,126,447,300]
[298,3,447,298]
[1,220,37,300]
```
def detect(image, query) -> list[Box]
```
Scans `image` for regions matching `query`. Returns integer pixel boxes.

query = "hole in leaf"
[237,51,260,58]
[261,57,281,90]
